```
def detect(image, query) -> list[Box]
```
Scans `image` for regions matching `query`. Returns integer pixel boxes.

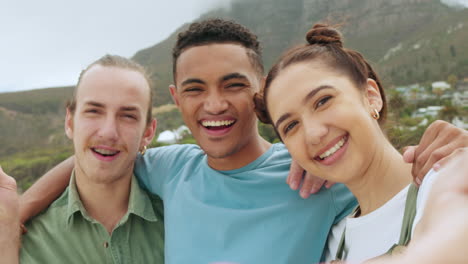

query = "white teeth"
[319,137,347,159]
[93,148,118,155]
[202,120,235,127]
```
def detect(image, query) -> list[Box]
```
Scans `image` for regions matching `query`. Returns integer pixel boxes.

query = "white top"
[324,170,438,263]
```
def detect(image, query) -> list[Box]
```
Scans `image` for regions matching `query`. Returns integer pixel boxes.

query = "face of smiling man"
[66,65,155,184]
[170,43,265,170]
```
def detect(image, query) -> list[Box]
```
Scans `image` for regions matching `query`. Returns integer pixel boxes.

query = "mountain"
[0,87,73,157]
[132,0,468,105]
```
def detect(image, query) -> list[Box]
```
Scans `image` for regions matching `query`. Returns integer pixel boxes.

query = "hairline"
[172,42,264,86]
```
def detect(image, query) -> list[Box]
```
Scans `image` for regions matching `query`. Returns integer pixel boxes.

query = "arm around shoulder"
[134,144,198,197]
[19,156,74,225]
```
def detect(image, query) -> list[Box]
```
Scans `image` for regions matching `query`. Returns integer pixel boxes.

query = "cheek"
[179,98,200,116]
[284,136,306,160]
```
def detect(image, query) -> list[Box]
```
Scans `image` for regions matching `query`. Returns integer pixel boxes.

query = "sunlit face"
[170,44,261,167]
[266,61,383,183]
[65,65,156,184]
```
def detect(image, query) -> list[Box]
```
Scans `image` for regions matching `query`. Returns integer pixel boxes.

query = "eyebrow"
[181,78,205,87]
[302,85,334,105]
[120,106,139,112]
[274,85,335,130]
[221,72,249,82]
[84,101,140,112]
[84,101,104,108]
[274,113,292,130]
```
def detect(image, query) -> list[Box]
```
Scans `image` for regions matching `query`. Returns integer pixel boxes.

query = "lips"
[199,118,236,137]
[90,146,121,162]
[314,134,349,165]
[92,147,120,156]
[200,119,236,130]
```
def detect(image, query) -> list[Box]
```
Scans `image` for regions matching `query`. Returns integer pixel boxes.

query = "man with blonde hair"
[19,55,164,263]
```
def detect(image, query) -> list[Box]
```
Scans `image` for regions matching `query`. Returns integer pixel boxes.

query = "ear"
[65,108,74,139]
[140,118,157,148]
[365,78,383,112]
[261,76,267,92]
[169,85,180,106]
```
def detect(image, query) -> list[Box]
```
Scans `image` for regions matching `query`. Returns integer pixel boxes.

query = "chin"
[204,144,240,159]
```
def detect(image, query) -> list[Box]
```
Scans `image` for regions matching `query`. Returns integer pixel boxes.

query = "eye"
[226,82,246,89]
[315,95,332,109]
[283,120,298,135]
[122,114,137,120]
[184,87,203,93]
[85,108,99,114]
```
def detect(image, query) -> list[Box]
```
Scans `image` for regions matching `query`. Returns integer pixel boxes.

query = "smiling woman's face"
[266,61,383,184]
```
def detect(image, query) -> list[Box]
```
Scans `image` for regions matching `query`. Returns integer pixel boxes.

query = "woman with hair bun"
[255,24,441,262]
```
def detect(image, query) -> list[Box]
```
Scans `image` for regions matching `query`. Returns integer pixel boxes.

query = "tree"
[447,74,458,89]
[388,90,407,118]
[438,103,460,122]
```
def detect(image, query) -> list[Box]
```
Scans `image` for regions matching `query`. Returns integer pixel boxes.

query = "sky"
[0,0,231,93]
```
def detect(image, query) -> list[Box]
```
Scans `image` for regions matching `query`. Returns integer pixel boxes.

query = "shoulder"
[26,188,69,226]
[329,184,357,222]
[260,143,292,166]
[137,144,203,165]
[146,143,202,158]
[22,188,70,248]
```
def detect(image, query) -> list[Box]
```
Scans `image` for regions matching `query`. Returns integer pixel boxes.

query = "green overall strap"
[334,205,359,261]
[334,184,419,261]
[387,183,419,255]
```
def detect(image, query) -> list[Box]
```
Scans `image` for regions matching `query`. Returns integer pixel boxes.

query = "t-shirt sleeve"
[330,183,357,224]
[134,144,197,198]
[411,169,439,234]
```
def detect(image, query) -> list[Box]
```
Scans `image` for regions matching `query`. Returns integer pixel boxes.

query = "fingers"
[411,120,468,183]
[434,147,468,172]
[299,173,326,199]
[325,181,336,189]
[287,161,304,190]
[402,145,416,163]
[0,165,17,192]
[413,143,455,185]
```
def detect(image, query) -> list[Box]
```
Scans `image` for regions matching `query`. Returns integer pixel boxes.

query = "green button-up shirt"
[20,172,164,264]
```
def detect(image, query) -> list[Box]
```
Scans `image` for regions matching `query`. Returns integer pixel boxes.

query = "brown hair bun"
[305,24,343,48]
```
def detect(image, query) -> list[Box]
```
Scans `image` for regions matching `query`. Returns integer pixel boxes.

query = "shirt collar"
[66,170,158,227]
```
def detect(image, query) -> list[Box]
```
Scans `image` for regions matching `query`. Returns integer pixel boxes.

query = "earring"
[140,145,147,155]
[372,109,380,120]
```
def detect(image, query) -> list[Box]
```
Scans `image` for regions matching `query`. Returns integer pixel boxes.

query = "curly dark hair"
[172,18,264,81]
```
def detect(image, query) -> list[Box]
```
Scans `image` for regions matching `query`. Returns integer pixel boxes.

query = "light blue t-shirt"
[135,143,356,264]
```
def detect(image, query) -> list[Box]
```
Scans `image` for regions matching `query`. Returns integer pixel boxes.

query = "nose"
[303,118,328,146]
[97,116,119,142]
[203,90,228,115]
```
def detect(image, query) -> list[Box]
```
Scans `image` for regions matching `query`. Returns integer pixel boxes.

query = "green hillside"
[133,0,466,105]
[380,8,468,85]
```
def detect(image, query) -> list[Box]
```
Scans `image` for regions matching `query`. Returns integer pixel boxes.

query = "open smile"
[314,134,349,165]
[91,147,121,161]
[199,119,236,137]
[201,119,236,130]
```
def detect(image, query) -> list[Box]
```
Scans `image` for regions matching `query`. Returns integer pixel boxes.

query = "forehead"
[175,43,259,85]
[267,62,347,118]
[76,65,150,109]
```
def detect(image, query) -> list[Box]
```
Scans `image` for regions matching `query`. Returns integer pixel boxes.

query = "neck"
[74,168,132,234]
[207,135,271,171]
[346,139,412,216]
